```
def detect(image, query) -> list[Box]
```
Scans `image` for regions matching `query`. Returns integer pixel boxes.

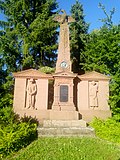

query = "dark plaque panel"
[60,85,68,102]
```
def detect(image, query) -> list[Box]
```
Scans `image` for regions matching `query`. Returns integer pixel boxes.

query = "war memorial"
[13,10,111,136]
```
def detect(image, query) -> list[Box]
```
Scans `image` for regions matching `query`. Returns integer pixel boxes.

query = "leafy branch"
[98,3,115,28]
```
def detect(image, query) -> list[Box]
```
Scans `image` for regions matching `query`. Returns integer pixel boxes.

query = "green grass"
[5,137,120,160]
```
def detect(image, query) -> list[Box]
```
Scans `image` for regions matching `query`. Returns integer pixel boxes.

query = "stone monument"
[13,10,111,124]
[52,10,77,113]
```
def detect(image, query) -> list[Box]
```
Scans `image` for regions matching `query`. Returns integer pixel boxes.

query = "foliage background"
[0,0,120,158]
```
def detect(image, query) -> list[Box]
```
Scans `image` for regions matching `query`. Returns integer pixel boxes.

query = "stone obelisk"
[54,10,75,73]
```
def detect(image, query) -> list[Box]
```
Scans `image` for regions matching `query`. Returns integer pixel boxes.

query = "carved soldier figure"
[89,81,98,109]
[27,78,37,109]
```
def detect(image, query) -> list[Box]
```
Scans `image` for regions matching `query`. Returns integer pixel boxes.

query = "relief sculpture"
[26,78,37,110]
[89,81,98,109]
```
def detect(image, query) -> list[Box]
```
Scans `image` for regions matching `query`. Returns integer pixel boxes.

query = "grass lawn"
[5,137,120,160]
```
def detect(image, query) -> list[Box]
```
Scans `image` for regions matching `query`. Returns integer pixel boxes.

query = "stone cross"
[54,10,75,73]
[53,10,75,24]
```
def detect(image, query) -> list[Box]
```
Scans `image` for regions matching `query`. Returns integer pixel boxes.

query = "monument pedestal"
[49,110,79,120]
[52,71,77,112]
[52,102,76,111]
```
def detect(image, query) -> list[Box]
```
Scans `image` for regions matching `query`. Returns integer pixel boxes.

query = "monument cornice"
[52,71,77,78]
[13,69,53,79]
[78,71,110,81]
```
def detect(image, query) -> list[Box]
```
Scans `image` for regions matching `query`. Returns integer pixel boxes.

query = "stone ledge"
[37,127,95,137]
[79,110,112,122]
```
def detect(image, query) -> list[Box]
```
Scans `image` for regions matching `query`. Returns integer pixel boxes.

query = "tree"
[70,0,89,73]
[81,25,120,115]
[0,0,58,71]
[80,3,120,115]
[0,0,59,109]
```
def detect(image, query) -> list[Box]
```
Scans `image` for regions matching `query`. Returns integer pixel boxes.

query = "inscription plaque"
[60,85,68,102]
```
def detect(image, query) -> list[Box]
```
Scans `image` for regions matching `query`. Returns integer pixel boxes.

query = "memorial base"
[52,102,76,111]
[14,108,80,121]
[49,110,79,120]
[79,110,112,122]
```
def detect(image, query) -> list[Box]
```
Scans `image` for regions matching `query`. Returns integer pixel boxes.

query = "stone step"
[42,120,87,128]
[37,127,95,137]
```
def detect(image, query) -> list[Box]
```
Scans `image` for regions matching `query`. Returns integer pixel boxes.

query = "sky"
[57,0,120,32]
[0,0,120,32]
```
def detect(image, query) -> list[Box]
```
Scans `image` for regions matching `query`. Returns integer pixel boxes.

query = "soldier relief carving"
[26,78,37,110]
[89,81,99,109]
